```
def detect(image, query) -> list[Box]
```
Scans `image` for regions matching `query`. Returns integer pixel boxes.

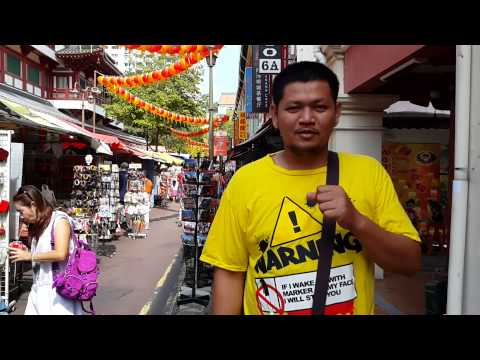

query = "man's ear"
[270,103,279,129]
[334,102,342,126]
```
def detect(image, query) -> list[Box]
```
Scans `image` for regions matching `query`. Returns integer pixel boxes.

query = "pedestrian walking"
[200,61,421,315]
[9,185,85,315]
[143,172,153,230]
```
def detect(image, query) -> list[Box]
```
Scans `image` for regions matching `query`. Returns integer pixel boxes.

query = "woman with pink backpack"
[8,185,94,315]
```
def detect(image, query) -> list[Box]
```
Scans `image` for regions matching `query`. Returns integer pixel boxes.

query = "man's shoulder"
[339,152,382,170]
[226,156,271,191]
[232,156,270,177]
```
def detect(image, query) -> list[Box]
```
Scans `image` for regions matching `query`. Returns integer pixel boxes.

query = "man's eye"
[286,107,299,112]
[315,106,327,111]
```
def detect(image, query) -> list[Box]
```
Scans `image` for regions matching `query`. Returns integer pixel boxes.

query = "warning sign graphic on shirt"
[270,197,322,248]
[255,264,357,315]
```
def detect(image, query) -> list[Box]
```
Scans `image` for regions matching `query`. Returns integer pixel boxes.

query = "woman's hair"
[13,185,53,240]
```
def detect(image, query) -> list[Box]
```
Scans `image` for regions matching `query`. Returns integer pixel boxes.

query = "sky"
[197,45,241,103]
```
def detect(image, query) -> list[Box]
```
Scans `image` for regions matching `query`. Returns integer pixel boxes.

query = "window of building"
[55,76,68,89]
[6,53,21,77]
[80,77,87,89]
[27,65,41,86]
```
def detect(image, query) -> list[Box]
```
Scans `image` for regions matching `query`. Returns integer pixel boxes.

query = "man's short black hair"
[272,61,340,105]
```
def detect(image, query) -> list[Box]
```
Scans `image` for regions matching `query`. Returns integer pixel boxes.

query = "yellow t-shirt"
[200,152,420,315]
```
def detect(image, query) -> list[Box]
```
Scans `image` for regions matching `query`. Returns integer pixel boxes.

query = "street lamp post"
[91,70,102,134]
[81,91,85,129]
[70,83,86,129]
[205,46,217,161]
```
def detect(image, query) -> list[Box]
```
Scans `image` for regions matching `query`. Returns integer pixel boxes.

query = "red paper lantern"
[152,71,161,80]
[168,65,177,77]
[161,68,169,78]
[174,62,182,71]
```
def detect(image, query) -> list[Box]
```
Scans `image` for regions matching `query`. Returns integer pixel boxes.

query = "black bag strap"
[312,151,339,315]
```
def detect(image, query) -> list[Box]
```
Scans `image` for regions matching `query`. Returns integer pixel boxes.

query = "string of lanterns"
[184,138,209,148]
[106,84,229,126]
[119,45,223,56]
[169,121,225,138]
[100,44,227,150]
[98,46,223,88]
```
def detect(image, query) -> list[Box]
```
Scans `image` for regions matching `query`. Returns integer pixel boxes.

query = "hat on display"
[0,148,9,161]
[0,200,9,214]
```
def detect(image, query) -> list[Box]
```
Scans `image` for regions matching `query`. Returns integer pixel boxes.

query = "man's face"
[271,80,341,155]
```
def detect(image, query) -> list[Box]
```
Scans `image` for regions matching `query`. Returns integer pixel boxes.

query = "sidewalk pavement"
[10,204,182,315]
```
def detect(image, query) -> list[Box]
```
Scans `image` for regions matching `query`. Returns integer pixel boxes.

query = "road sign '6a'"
[259,58,282,74]
[258,45,282,74]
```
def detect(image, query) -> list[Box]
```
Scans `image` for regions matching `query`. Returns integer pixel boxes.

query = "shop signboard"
[382,143,444,240]
[239,112,248,141]
[214,135,229,157]
[252,45,271,113]
[245,67,254,113]
[251,45,288,113]
[233,114,239,146]
[129,163,142,169]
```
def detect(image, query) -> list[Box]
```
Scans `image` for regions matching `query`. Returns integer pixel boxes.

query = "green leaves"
[104,54,208,151]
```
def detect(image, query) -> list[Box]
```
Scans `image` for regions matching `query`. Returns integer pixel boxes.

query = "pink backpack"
[50,214,99,315]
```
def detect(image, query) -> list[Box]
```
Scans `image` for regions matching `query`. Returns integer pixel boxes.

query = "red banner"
[214,136,229,157]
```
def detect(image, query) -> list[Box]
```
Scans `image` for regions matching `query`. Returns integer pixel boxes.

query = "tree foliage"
[104,53,208,153]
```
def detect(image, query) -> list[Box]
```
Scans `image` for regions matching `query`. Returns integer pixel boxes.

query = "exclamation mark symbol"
[288,211,301,233]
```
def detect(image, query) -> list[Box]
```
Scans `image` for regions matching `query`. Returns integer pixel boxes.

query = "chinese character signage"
[251,45,288,114]
[214,135,229,157]
[239,112,248,141]
[233,116,239,145]
[245,67,254,113]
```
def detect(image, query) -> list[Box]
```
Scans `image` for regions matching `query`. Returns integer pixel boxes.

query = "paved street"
[10,204,184,315]
[8,200,436,316]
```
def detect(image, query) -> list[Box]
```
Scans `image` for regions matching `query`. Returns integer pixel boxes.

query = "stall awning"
[128,148,184,165]
[0,91,113,155]
[162,153,184,165]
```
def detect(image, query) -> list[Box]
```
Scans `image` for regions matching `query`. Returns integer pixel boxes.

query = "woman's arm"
[9,218,71,263]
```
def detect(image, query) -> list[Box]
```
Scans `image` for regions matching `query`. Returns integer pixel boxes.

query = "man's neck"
[273,149,329,170]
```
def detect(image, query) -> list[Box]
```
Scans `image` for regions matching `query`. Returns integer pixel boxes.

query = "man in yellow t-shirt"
[200,61,421,315]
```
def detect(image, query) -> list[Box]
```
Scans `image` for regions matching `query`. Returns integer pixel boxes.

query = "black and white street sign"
[256,45,282,74]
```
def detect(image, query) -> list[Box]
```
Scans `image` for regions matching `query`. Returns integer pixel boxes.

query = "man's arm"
[212,267,246,315]
[308,186,421,276]
[348,213,421,276]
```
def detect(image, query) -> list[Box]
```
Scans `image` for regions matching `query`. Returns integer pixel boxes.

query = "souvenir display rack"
[97,163,121,242]
[158,171,170,208]
[125,164,148,239]
[177,157,219,307]
[70,164,100,250]
[0,131,12,314]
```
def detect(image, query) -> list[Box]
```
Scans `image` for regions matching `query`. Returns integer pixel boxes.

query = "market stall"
[177,157,224,307]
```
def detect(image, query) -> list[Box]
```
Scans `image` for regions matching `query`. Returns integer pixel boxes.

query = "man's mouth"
[295,128,319,135]
[295,129,319,139]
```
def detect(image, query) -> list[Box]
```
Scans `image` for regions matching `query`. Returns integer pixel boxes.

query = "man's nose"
[299,107,315,124]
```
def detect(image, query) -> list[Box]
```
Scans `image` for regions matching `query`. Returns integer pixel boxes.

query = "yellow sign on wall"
[239,112,248,141]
